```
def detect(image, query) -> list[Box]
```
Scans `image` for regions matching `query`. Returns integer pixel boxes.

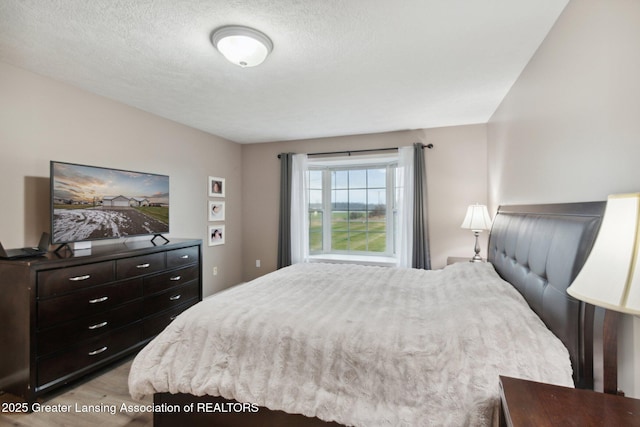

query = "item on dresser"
[0,238,202,404]
[0,232,50,259]
[49,161,170,248]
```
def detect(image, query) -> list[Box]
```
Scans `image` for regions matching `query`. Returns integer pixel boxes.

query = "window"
[308,158,397,258]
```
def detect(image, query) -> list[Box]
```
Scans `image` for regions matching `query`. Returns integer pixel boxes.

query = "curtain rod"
[277,143,433,159]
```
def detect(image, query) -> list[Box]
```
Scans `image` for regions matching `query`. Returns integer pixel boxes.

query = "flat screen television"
[50,161,170,245]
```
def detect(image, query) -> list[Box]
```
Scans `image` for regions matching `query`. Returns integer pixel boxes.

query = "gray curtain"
[412,143,431,269]
[277,153,294,269]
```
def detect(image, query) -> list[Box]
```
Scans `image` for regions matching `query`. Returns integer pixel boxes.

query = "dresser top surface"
[0,238,201,270]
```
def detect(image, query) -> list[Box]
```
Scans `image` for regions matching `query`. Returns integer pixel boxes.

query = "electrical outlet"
[213,266,218,276]
[256,259,261,268]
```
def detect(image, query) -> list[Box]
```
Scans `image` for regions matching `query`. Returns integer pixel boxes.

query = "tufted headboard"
[487,201,606,389]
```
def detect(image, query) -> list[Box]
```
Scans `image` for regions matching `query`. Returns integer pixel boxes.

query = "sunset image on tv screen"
[51,162,169,244]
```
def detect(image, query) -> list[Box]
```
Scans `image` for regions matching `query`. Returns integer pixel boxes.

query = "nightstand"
[499,375,640,426]
[447,256,484,265]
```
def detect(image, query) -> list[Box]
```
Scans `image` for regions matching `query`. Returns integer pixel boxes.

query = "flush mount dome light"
[211,25,273,68]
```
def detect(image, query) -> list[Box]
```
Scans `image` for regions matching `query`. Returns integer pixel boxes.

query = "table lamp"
[567,193,640,394]
[461,204,492,262]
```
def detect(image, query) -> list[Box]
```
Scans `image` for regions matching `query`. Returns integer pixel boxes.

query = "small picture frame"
[208,225,225,246]
[208,201,225,221]
[208,176,225,197]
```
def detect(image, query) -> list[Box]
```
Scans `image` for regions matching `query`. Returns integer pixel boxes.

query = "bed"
[128,201,607,426]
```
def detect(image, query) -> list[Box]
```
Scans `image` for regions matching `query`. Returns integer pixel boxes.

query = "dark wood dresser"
[0,238,202,403]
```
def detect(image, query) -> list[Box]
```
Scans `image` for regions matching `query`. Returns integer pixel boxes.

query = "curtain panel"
[290,154,309,264]
[277,153,293,269]
[397,146,414,268]
[411,143,431,269]
[397,143,431,269]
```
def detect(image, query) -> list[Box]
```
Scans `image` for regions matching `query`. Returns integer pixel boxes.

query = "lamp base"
[469,231,484,262]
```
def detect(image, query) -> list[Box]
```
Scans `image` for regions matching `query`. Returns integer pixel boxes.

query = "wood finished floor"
[0,358,152,427]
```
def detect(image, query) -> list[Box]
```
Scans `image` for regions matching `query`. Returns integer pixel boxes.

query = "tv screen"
[51,161,170,245]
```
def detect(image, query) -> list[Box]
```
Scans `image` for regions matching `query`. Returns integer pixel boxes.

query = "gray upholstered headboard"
[487,201,606,388]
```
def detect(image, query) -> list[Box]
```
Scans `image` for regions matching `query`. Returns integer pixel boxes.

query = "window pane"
[368,168,386,188]
[332,170,348,189]
[309,170,323,189]
[332,231,349,250]
[367,232,386,252]
[349,232,367,251]
[348,189,367,210]
[309,211,323,252]
[368,212,386,233]
[348,169,366,188]
[332,211,348,231]
[332,189,348,210]
[348,213,367,231]
[309,189,323,209]
[368,189,386,208]
[368,203,386,221]
[309,210,323,230]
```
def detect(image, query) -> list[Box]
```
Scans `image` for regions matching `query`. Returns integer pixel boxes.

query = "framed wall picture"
[208,225,225,246]
[208,200,225,221]
[208,176,225,197]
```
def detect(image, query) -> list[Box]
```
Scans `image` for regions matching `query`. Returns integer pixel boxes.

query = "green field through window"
[309,164,391,254]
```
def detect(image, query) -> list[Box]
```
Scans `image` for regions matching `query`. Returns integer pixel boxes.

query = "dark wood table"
[499,375,640,426]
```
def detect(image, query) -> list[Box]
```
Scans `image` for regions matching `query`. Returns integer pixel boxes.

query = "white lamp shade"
[212,26,273,68]
[461,204,492,232]
[567,193,640,315]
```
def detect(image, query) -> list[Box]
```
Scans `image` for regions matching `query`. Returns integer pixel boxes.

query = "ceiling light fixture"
[211,25,273,68]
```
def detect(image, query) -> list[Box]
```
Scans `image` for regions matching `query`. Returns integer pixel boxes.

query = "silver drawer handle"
[69,274,91,282]
[170,275,181,281]
[88,321,108,330]
[181,255,189,259]
[88,346,108,356]
[169,294,182,301]
[89,296,109,304]
[136,263,151,269]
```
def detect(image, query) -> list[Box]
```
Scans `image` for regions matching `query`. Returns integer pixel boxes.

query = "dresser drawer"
[143,301,196,339]
[37,324,143,388]
[144,265,199,295]
[144,281,199,316]
[38,261,115,298]
[37,300,143,356]
[116,252,165,279]
[167,246,199,268]
[38,278,143,327]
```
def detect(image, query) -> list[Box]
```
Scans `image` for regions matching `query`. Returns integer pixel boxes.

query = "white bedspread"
[129,262,574,426]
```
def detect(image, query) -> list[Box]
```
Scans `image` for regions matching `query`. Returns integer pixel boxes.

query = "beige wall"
[241,124,488,281]
[0,61,243,296]
[487,0,640,397]
[0,59,488,299]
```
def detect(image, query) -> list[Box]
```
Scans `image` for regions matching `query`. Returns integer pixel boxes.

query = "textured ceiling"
[0,0,568,144]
